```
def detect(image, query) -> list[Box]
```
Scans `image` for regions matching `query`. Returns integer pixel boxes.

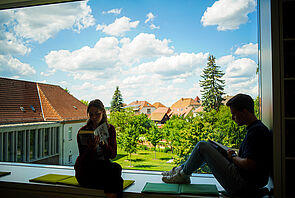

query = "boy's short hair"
[226,93,254,113]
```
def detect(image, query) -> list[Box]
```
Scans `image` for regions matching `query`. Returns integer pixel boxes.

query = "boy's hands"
[227,149,237,161]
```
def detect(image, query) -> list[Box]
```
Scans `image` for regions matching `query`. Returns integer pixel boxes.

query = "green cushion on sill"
[0,171,11,177]
[29,174,72,184]
[142,182,219,196]
[141,182,180,194]
[180,183,219,195]
[30,174,135,190]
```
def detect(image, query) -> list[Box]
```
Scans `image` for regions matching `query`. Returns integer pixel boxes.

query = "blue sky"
[0,0,258,107]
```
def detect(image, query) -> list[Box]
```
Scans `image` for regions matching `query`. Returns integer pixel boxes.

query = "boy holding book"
[162,94,273,196]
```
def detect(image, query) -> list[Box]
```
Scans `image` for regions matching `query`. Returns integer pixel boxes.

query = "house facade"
[169,97,201,118]
[0,77,87,166]
[125,100,156,115]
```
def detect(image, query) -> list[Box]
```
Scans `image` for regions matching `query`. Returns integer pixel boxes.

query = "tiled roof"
[150,112,167,121]
[127,100,155,110]
[170,106,194,118]
[0,77,87,124]
[170,98,200,109]
[153,102,166,108]
[38,83,87,121]
[0,77,43,124]
[150,107,171,121]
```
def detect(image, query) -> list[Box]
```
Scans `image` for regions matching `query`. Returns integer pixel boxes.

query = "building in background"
[150,107,171,125]
[0,77,87,165]
[125,100,156,115]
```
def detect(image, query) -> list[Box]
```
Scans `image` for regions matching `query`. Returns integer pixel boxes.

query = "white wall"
[62,121,86,166]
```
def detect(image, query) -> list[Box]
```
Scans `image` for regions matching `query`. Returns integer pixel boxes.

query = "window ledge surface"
[0,162,225,197]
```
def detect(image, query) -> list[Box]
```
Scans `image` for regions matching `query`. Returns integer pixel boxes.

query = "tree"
[199,55,225,112]
[120,124,139,167]
[146,122,163,159]
[80,100,89,106]
[110,86,124,112]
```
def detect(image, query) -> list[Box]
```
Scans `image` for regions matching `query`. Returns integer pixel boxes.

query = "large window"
[0,0,259,171]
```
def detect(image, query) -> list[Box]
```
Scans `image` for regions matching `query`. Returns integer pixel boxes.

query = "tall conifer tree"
[199,55,225,112]
[110,86,124,112]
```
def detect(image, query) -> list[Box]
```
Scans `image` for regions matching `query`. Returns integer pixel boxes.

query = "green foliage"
[64,88,70,93]
[80,100,89,106]
[199,55,225,112]
[121,124,139,166]
[110,86,124,112]
[163,105,246,172]
[109,110,153,165]
[146,122,163,159]
[161,115,187,153]
[254,96,260,119]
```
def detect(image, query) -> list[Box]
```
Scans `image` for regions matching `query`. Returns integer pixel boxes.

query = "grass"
[112,148,177,171]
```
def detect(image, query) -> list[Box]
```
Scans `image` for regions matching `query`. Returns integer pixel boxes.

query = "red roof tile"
[38,83,87,121]
[0,77,87,124]
[0,77,43,124]
[153,102,166,108]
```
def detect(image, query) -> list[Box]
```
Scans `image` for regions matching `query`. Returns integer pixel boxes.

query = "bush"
[163,147,172,153]
[138,145,148,150]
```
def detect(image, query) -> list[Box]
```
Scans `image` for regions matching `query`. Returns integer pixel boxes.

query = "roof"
[0,77,87,124]
[170,98,201,109]
[127,100,155,111]
[150,107,171,121]
[38,83,87,121]
[150,112,167,121]
[169,106,194,118]
[153,102,166,108]
[0,77,43,124]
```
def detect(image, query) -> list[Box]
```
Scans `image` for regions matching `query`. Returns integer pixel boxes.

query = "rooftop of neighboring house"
[0,77,87,124]
[170,97,201,109]
[150,107,171,121]
[169,106,194,118]
[152,102,166,109]
[127,100,155,111]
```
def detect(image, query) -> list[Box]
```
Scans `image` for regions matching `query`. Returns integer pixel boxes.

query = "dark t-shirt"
[238,120,273,187]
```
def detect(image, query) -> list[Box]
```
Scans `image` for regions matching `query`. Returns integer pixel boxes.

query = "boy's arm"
[228,149,257,171]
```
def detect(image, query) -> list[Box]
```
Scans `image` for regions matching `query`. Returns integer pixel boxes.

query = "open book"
[78,122,109,146]
[208,140,231,159]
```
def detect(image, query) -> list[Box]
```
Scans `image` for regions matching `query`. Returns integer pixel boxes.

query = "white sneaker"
[161,166,182,176]
[162,170,191,184]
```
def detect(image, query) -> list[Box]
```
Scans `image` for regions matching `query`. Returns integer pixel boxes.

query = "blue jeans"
[181,141,255,195]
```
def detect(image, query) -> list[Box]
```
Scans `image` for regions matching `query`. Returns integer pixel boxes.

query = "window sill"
[0,162,225,197]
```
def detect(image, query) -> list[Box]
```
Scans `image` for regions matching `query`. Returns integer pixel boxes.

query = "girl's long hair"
[86,99,109,128]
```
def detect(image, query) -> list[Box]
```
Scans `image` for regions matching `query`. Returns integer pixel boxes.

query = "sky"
[0,0,258,107]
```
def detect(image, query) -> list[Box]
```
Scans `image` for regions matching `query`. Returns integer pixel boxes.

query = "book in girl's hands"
[208,140,231,159]
[94,122,109,144]
[78,130,94,146]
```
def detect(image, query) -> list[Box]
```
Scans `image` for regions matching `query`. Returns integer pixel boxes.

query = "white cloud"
[40,69,56,77]
[216,55,235,67]
[201,0,256,31]
[13,0,95,43]
[172,78,186,84]
[150,24,160,30]
[223,57,258,96]
[235,43,258,56]
[0,55,36,76]
[120,33,173,65]
[0,32,31,56]
[145,12,155,23]
[132,52,209,78]
[96,16,139,36]
[45,37,121,73]
[102,8,122,15]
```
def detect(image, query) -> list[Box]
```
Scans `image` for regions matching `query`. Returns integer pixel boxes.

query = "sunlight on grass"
[113,148,177,171]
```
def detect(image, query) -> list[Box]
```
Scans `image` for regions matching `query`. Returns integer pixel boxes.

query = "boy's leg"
[183,141,251,194]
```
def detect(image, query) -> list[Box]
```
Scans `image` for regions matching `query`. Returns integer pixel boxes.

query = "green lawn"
[112,148,177,171]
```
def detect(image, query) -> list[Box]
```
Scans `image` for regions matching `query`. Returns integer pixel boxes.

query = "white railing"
[0,122,61,163]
